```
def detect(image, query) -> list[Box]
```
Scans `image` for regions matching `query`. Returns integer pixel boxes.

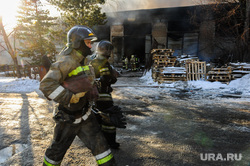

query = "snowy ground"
[1,71,250,98]
[0,71,250,166]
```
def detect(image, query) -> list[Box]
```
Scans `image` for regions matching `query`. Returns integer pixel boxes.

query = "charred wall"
[93,5,225,67]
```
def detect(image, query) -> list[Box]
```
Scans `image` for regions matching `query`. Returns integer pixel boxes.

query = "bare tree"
[0,16,21,78]
[194,0,250,63]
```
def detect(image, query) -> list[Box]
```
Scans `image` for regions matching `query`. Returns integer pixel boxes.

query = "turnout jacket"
[39,49,91,112]
[90,55,117,93]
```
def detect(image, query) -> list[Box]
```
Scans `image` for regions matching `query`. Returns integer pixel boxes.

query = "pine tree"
[47,0,107,29]
[16,0,57,65]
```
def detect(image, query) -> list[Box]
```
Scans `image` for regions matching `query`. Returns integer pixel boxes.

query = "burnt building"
[93,4,244,68]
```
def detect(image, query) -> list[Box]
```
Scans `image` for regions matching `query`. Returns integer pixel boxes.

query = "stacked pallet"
[152,49,176,68]
[151,49,187,83]
[158,67,187,83]
[151,49,174,56]
[230,63,250,80]
[177,55,199,66]
[207,66,232,83]
[153,55,176,68]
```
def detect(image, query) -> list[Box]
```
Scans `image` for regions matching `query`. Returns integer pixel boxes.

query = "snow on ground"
[140,71,250,97]
[0,77,40,93]
[0,71,250,98]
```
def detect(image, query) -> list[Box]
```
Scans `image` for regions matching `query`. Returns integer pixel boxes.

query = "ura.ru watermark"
[200,153,242,161]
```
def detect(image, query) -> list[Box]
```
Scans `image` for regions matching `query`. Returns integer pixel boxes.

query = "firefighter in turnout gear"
[39,26,116,166]
[130,55,136,71]
[124,57,129,70]
[122,57,126,69]
[90,40,126,149]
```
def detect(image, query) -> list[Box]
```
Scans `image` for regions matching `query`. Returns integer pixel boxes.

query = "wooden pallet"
[153,54,175,59]
[154,58,176,63]
[153,59,176,67]
[153,55,169,60]
[159,73,187,77]
[156,67,187,83]
[209,75,231,80]
[159,67,186,73]
[207,66,232,83]
[185,61,206,81]
[158,76,186,83]
[151,49,188,83]
[151,49,174,55]
[207,78,231,83]
[208,71,231,75]
[235,66,250,71]
[229,63,250,80]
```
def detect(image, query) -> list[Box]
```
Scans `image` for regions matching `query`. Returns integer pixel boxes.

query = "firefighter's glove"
[70,92,87,104]
[111,67,120,79]
[86,85,99,102]
[107,86,113,93]
[53,110,75,123]
[62,74,93,94]
[100,75,117,87]
[104,106,127,128]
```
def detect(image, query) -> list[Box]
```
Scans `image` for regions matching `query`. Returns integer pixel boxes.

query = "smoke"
[101,0,207,25]
[102,0,198,12]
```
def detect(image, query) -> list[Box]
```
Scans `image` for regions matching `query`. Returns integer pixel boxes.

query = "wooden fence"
[0,65,42,80]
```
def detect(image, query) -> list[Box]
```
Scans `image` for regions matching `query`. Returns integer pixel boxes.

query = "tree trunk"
[0,16,21,78]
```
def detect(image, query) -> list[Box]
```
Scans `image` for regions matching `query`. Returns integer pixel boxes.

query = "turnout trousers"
[43,111,116,166]
[95,94,119,149]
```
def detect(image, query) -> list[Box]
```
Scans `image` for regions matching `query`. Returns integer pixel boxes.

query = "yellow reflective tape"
[82,65,90,71]
[44,158,61,166]
[96,153,113,165]
[101,129,116,133]
[100,67,109,73]
[102,125,116,130]
[68,66,90,77]
[99,93,111,97]
[89,33,94,36]
[95,149,111,160]
[68,66,83,77]
[97,98,113,101]
[97,94,112,101]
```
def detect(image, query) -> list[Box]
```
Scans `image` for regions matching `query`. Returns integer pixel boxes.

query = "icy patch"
[127,125,138,131]
[0,144,28,164]
[148,131,162,135]
[221,124,250,133]
[232,125,250,133]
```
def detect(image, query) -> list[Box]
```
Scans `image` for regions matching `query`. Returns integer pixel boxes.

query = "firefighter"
[40,54,52,80]
[90,40,126,149]
[130,55,136,71]
[124,57,129,70]
[39,26,116,166]
[122,57,126,69]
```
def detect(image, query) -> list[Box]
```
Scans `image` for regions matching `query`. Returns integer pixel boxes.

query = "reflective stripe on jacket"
[39,49,89,112]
